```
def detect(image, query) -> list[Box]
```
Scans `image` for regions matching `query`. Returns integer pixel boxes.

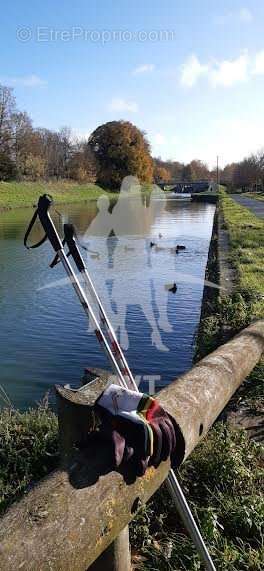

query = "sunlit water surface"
[0,195,215,409]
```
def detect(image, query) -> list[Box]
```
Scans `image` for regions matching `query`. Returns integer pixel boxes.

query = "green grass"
[197,191,264,400]
[0,180,114,209]
[220,192,264,315]
[0,180,156,210]
[0,402,58,514]
[134,189,264,570]
[131,424,264,570]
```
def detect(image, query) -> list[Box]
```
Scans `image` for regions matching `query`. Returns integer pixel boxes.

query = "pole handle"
[37,194,63,253]
[63,224,86,271]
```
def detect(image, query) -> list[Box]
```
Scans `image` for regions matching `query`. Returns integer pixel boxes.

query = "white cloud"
[153,118,264,169]
[180,54,208,87]
[209,52,249,87]
[180,51,252,88]
[206,117,264,166]
[133,64,155,74]
[1,74,47,87]
[239,8,253,22]
[252,50,264,75]
[108,97,138,113]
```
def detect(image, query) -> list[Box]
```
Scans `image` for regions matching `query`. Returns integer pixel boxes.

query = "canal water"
[0,195,215,409]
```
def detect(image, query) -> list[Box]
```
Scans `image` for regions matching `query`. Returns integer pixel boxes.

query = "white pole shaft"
[167,471,216,571]
[82,268,137,391]
[57,249,128,389]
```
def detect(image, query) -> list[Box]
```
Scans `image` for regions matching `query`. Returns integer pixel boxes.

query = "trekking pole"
[24,195,216,571]
[167,471,216,570]
[62,223,137,392]
[24,195,128,390]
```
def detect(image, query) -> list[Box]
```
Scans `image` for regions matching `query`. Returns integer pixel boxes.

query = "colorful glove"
[144,398,177,467]
[95,384,177,480]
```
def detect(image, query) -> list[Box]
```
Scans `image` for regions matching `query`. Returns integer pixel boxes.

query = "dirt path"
[230,194,264,218]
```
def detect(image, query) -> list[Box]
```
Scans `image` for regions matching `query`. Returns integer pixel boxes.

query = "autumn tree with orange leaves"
[88,120,153,189]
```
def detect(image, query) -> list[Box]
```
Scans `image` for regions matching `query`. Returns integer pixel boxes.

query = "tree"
[181,160,209,182]
[253,150,264,190]
[23,154,45,180]
[57,127,72,178]
[0,85,15,153]
[182,164,193,181]
[188,160,209,181]
[153,158,184,181]
[11,111,33,177]
[88,121,153,189]
[221,163,237,186]
[0,151,17,180]
[170,161,184,180]
[68,144,97,182]
[0,85,17,179]
[233,156,259,189]
[33,128,71,179]
[153,165,170,183]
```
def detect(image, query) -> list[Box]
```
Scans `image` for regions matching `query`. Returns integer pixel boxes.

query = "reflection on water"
[0,196,215,409]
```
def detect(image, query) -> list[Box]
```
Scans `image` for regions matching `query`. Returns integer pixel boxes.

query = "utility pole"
[216,155,219,185]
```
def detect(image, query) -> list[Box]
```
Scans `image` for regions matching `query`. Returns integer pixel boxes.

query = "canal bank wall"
[198,207,219,324]
[196,192,264,439]
[194,205,221,362]
[196,200,236,340]
[191,192,218,204]
[195,193,250,359]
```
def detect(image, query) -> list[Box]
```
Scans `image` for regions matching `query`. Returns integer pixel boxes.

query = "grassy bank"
[132,191,264,570]
[198,191,264,360]
[220,192,264,314]
[196,193,264,436]
[0,180,113,210]
[131,425,263,570]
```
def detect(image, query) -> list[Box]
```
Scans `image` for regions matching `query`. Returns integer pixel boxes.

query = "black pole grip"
[37,194,63,253]
[63,224,86,272]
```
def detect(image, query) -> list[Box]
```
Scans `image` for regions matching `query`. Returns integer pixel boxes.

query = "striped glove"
[95,384,177,481]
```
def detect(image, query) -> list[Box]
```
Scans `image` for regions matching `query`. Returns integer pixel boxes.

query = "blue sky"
[1,0,264,167]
